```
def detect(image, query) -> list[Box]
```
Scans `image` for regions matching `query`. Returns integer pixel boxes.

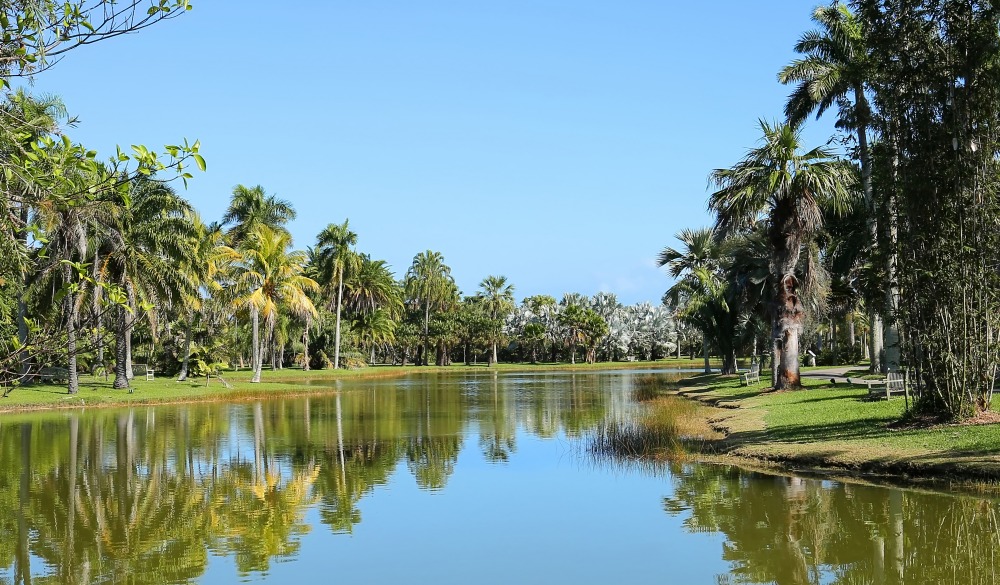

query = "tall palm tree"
[222,184,296,246]
[32,198,91,393]
[659,227,725,373]
[177,215,237,381]
[404,251,454,366]
[709,120,854,388]
[777,2,890,372]
[314,220,358,369]
[478,275,515,366]
[98,176,196,389]
[228,226,317,383]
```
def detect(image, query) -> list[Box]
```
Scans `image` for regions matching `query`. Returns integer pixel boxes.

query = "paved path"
[799,366,860,385]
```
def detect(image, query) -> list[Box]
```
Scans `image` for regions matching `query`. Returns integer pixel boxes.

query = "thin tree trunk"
[421,299,430,366]
[92,249,103,374]
[64,263,80,395]
[16,202,30,382]
[702,335,710,374]
[856,85,885,374]
[884,184,901,372]
[302,316,311,371]
[251,306,262,383]
[491,341,497,366]
[334,269,344,369]
[177,315,193,381]
[113,304,129,389]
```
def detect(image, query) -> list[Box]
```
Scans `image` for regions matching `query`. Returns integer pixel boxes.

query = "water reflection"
[3,370,998,585]
[0,370,618,583]
[663,464,1000,585]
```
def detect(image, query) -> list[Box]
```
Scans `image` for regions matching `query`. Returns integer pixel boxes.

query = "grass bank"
[624,371,1000,483]
[0,357,713,414]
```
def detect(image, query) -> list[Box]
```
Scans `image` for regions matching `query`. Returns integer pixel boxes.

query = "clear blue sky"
[25,1,838,305]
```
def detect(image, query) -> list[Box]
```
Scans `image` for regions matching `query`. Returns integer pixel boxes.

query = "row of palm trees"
[663,2,1000,420]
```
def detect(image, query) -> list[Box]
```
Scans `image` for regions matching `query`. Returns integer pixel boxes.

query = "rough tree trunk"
[177,316,193,381]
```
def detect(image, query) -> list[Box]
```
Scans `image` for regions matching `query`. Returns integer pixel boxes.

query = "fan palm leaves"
[709,120,855,388]
[478,275,515,365]
[777,2,887,372]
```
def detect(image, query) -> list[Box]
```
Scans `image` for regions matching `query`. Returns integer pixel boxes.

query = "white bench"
[133,363,155,381]
[740,364,760,386]
[867,371,907,400]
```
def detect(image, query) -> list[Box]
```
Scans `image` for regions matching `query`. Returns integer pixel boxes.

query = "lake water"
[1,370,998,584]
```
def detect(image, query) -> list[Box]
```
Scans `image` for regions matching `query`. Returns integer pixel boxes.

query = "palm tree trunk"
[64,264,80,395]
[177,314,193,381]
[113,304,129,389]
[702,335,710,374]
[422,299,430,366]
[883,182,901,372]
[303,316,311,371]
[334,269,344,369]
[91,248,103,374]
[855,85,886,374]
[491,341,497,366]
[251,306,262,383]
[15,202,30,382]
[774,272,804,389]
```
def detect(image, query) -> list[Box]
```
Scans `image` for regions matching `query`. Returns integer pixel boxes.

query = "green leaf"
[193,153,206,171]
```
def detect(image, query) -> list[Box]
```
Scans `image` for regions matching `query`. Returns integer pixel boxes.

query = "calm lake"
[1,370,997,584]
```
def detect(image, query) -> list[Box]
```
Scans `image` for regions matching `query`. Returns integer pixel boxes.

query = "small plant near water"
[631,375,673,402]
[588,396,716,461]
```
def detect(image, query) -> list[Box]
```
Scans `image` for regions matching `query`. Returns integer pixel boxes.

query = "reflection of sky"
[246,427,729,585]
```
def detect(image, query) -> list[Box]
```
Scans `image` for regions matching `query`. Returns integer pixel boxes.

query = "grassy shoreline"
[0,358,715,414]
[633,371,1000,484]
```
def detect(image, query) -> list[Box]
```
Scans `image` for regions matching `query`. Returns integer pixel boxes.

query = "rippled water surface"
[1,370,998,584]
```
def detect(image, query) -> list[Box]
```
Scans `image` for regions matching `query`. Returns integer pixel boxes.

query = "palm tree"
[478,275,515,366]
[177,215,237,381]
[659,227,725,373]
[314,220,358,369]
[32,198,91,393]
[228,227,318,383]
[343,255,403,318]
[709,120,854,389]
[98,176,196,389]
[222,184,296,246]
[777,2,890,372]
[404,251,455,366]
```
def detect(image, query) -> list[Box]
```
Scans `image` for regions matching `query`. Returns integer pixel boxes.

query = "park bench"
[132,363,155,381]
[39,367,69,383]
[740,364,760,386]
[867,371,907,400]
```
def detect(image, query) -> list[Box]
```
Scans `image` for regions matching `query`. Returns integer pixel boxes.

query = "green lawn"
[662,372,1000,481]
